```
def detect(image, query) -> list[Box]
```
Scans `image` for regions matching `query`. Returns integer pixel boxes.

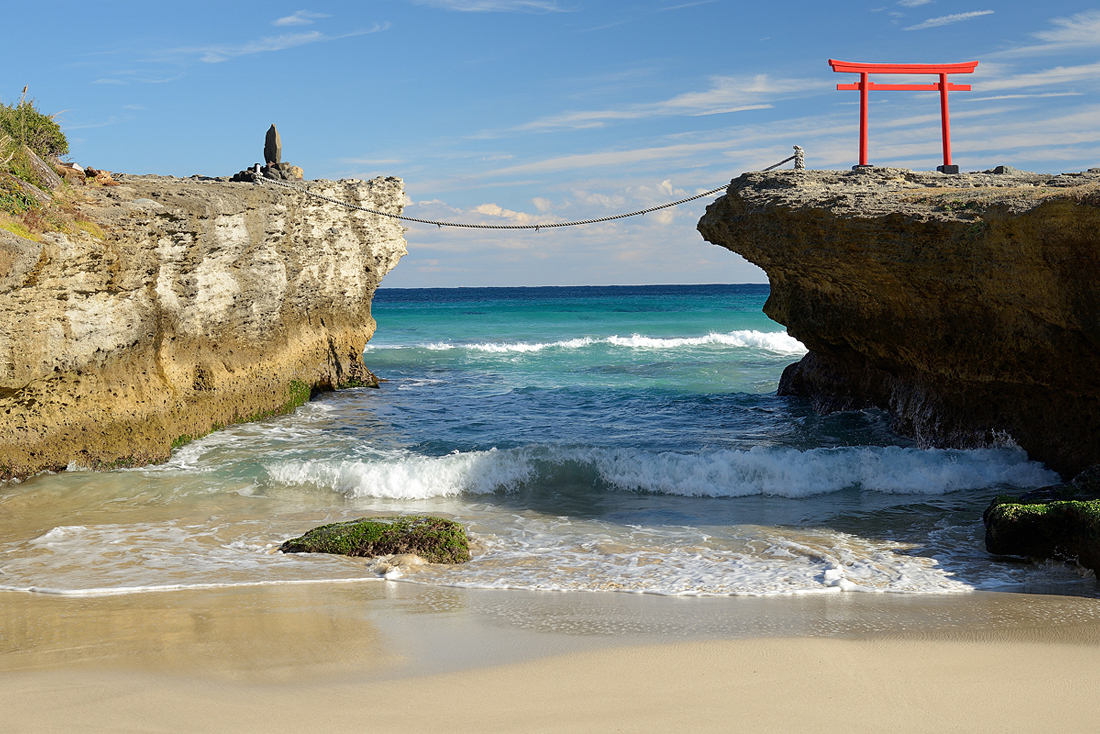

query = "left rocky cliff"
[0,175,407,480]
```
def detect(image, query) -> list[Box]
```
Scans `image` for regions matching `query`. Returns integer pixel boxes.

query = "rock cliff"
[698,167,1100,477]
[1,175,406,480]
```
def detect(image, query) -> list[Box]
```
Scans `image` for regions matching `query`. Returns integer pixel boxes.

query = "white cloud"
[273,10,331,26]
[968,92,1083,102]
[904,10,993,31]
[198,25,388,63]
[410,0,567,12]
[200,31,321,62]
[342,157,406,166]
[994,9,1100,56]
[1034,9,1100,45]
[978,61,1100,92]
[91,73,182,85]
[897,0,933,6]
[515,74,815,132]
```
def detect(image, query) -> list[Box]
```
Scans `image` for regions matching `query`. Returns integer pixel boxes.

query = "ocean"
[1,284,1095,600]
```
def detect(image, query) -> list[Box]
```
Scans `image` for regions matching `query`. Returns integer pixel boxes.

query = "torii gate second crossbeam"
[829,59,978,173]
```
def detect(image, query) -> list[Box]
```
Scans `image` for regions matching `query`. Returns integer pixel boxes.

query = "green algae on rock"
[983,467,1100,573]
[280,516,470,564]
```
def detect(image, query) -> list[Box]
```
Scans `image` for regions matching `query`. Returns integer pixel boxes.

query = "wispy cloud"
[993,9,1100,56]
[341,157,406,166]
[583,0,721,32]
[198,26,387,63]
[410,0,568,12]
[514,74,815,132]
[978,60,1100,91]
[272,10,331,26]
[91,73,183,85]
[61,115,134,131]
[479,140,735,177]
[897,0,933,6]
[968,92,1083,102]
[1034,9,1100,46]
[904,10,993,31]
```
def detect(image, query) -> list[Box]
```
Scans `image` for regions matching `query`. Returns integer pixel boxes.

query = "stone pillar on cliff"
[265,125,282,166]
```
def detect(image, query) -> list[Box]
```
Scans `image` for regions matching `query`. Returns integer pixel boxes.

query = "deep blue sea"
[1,284,1095,598]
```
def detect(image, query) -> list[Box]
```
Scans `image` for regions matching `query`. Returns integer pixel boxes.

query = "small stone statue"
[230,125,303,182]
[793,145,805,170]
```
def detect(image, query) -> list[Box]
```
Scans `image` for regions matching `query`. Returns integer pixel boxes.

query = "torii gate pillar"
[829,59,978,173]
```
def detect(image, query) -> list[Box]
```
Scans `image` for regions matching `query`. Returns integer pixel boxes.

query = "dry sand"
[3,583,1100,733]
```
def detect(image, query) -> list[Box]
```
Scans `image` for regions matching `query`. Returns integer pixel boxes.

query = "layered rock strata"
[1,175,406,479]
[698,167,1100,476]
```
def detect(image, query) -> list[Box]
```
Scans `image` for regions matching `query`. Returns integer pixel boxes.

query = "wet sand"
[3,583,1100,733]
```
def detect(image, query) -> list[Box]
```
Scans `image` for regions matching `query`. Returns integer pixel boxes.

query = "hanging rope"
[254,147,803,230]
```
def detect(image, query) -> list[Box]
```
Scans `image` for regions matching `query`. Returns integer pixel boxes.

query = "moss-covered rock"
[983,467,1100,572]
[279,515,470,564]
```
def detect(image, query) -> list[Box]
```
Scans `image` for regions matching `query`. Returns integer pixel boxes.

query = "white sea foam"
[465,336,597,353]
[265,444,1057,500]
[265,447,534,499]
[371,330,806,356]
[589,445,1059,497]
[402,518,977,596]
[30,525,89,544]
[605,330,806,354]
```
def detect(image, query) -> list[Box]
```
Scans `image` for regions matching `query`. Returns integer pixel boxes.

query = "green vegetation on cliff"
[280,516,470,564]
[0,95,68,163]
[0,93,105,244]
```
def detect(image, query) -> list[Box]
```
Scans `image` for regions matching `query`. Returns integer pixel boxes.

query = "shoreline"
[4,582,1100,732]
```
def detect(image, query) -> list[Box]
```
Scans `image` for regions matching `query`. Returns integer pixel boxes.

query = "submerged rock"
[280,516,470,564]
[984,467,1100,573]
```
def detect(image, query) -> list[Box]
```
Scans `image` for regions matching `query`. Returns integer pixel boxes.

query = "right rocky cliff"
[698,167,1100,477]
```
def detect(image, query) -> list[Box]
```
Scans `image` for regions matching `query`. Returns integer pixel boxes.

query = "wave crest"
[265,444,1057,500]
[368,330,806,356]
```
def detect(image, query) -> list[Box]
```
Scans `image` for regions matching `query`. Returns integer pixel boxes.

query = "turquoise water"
[1,285,1095,598]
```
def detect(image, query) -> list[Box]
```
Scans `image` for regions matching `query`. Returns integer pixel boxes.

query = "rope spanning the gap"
[254,147,803,230]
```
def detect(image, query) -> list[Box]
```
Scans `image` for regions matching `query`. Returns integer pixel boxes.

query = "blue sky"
[3,1,1098,286]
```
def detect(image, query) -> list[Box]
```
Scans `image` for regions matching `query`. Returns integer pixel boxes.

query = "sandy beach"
[4,583,1100,733]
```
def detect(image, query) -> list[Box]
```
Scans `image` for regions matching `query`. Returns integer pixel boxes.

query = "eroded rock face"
[698,167,1100,476]
[0,174,407,479]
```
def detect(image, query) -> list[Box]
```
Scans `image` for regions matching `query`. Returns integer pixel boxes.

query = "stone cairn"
[231,124,304,182]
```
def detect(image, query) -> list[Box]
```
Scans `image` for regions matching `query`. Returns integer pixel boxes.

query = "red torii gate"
[829,59,979,173]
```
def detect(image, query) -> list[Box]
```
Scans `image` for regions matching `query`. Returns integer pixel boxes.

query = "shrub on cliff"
[0,96,68,162]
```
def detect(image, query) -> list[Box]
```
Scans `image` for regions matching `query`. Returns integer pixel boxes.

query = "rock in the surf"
[280,516,470,564]
[698,166,1100,477]
[983,466,1100,573]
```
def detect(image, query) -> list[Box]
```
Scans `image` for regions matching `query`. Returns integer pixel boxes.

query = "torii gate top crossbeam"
[829,58,978,171]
